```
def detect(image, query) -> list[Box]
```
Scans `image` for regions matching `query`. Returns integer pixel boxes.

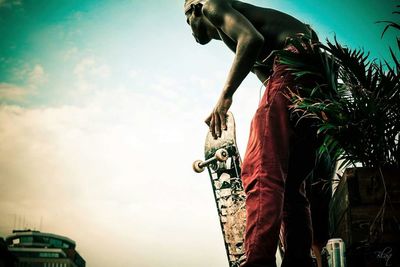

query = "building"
[4,230,85,267]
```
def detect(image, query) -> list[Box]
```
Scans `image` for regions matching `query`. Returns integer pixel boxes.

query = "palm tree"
[273,6,400,248]
[274,10,400,170]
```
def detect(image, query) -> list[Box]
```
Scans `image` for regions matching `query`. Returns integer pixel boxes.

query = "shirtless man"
[184,1,319,266]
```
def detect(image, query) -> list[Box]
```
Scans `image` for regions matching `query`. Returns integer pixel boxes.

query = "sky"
[0,0,398,266]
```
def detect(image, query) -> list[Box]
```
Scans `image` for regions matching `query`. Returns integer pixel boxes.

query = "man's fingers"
[214,113,221,138]
[206,110,227,139]
[220,112,227,131]
[210,113,217,139]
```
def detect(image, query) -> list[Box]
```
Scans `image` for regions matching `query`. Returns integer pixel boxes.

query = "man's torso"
[213,0,315,62]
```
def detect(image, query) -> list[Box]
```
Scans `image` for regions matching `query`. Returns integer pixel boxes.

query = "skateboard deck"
[193,111,247,267]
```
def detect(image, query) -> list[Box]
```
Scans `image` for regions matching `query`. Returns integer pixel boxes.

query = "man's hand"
[205,94,233,139]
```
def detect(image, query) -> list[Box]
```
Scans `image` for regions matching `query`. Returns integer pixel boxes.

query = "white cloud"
[0,83,231,266]
[0,64,48,102]
[0,83,29,101]
[73,58,95,76]
[73,57,110,79]
[0,36,261,266]
[63,47,79,61]
[72,57,111,95]
[128,69,138,79]
[29,64,46,85]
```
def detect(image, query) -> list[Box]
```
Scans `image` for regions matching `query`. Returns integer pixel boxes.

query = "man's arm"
[203,0,264,138]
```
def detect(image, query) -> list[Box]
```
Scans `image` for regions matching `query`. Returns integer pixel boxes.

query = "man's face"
[185,3,211,45]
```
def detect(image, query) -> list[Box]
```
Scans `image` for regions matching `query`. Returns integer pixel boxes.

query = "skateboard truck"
[192,148,229,173]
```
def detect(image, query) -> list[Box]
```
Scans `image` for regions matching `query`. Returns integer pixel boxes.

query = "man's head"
[184,0,204,16]
[184,0,213,45]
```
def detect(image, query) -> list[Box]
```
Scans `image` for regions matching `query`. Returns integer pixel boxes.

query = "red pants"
[241,61,317,267]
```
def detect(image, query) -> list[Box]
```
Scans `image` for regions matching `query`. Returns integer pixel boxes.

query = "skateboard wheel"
[215,148,229,162]
[192,160,205,173]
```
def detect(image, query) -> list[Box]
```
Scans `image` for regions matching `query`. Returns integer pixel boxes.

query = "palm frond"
[276,31,400,169]
[376,21,400,38]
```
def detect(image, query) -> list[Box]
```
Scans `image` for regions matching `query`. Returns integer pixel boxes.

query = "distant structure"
[0,237,18,267]
[4,230,85,267]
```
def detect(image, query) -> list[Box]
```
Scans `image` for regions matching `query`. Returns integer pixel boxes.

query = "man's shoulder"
[202,0,236,11]
[203,0,267,17]
[200,0,233,25]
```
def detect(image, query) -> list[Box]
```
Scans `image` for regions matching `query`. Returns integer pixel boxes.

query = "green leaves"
[274,19,400,170]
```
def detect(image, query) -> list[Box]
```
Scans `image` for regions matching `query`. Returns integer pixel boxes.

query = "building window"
[39,252,59,258]
[49,238,62,248]
[20,236,33,243]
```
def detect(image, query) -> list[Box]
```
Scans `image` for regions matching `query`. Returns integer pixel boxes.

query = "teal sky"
[0,0,398,106]
[0,1,398,266]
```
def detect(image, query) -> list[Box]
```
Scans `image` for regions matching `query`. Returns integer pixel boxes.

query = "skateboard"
[193,111,247,267]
